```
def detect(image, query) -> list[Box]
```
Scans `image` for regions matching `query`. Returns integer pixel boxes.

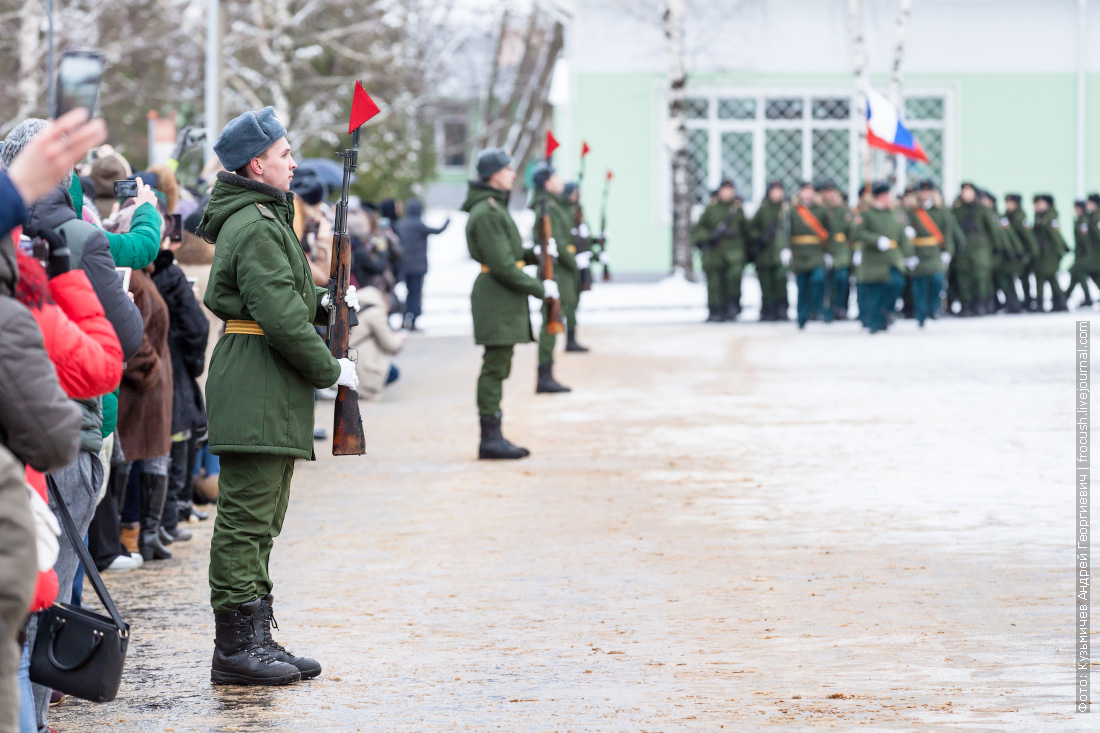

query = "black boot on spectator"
[212,600,301,686]
[159,524,192,543]
[254,594,321,680]
[139,473,172,561]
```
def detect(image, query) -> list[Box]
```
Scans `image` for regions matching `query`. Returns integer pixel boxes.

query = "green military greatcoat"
[906,204,957,277]
[530,191,580,317]
[1034,208,1069,278]
[851,207,914,283]
[825,204,853,269]
[200,172,340,460]
[788,203,829,273]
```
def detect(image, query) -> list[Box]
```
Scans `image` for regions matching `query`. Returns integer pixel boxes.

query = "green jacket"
[749,200,789,268]
[1088,210,1100,274]
[851,207,914,283]
[465,182,544,346]
[952,201,999,266]
[692,201,747,270]
[906,204,956,277]
[1033,208,1069,277]
[67,175,160,269]
[1007,209,1040,263]
[787,202,829,273]
[991,211,1026,272]
[530,192,579,309]
[1072,213,1092,274]
[825,204,853,268]
[200,172,339,459]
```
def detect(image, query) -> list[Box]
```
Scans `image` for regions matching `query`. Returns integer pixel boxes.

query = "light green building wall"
[561,71,1100,276]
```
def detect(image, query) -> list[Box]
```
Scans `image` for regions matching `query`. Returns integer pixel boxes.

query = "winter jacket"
[0,171,28,241]
[351,286,404,399]
[0,443,37,641]
[15,250,123,400]
[350,234,391,292]
[150,249,209,434]
[393,199,449,276]
[0,236,82,473]
[117,269,173,461]
[23,466,58,613]
[200,172,340,459]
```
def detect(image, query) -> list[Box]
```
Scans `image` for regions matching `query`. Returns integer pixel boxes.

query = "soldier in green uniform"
[1004,194,1040,311]
[563,181,607,348]
[952,182,999,316]
[465,149,557,459]
[1076,194,1100,307]
[982,190,1025,314]
[851,182,914,333]
[750,180,790,321]
[1031,193,1069,312]
[907,180,958,325]
[691,178,747,321]
[784,182,829,328]
[528,163,576,393]
[820,181,853,320]
[1066,200,1094,308]
[201,108,360,685]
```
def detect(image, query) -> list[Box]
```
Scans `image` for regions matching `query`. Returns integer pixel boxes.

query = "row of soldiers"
[693,178,1100,331]
[462,148,609,460]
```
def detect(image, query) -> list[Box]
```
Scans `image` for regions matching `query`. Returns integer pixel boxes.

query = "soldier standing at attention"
[530,163,577,393]
[563,181,607,348]
[1004,194,1040,311]
[819,181,852,321]
[751,180,790,321]
[1031,193,1069,312]
[851,182,914,334]
[784,182,830,329]
[201,108,361,686]
[906,180,956,326]
[983,190,1025,314]
[1067,200,1094,308]
[465,149,557,459]
[691,178,747,322]
[952,182,999,316]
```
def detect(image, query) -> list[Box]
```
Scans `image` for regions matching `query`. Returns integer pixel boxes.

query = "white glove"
[575,251,595,269]
[547,238,559,259]
[27,486,60,572]
[852,250,863,267]
[578,222,590,238]
[779,249,792,267]
[321,285,361,312]
[542,279,560,300]
[940,252,952,266]
[823,253,834,269]
[905,256,919,271]
[599,251,611,264]
[333,357,359,391]
[876,236,892,252]
[904,226,917,240]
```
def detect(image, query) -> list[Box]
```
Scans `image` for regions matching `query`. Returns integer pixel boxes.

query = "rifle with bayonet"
[599,170,612,281]
[540,131,565,334]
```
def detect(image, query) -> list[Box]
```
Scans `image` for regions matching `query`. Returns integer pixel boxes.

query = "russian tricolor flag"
[865,88,929,163]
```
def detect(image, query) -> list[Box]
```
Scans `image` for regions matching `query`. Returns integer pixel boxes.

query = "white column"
[1077,0,1088,199]
[204,0,222,162]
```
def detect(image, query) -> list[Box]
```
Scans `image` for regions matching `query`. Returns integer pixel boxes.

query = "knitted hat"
[90,152,132,200]
[290,174,325,206]
[213,107,287,172]
[1,119,72,189]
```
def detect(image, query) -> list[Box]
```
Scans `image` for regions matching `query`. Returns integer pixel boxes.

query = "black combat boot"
[565,329,589,352]
[776,302,790,321]
[1052,292,1069,312]
[536,362,571,394]
[139,473,172,561]
[478,413,529,460]
[725,299,740,321]
[705,306,723,323]
[759,303,775,322]
[254,595,321,680]
[1004,287,1022,314]
[212,600,302,686]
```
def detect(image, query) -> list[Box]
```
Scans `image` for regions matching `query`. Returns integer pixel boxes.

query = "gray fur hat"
[476,148,512,182]
[213,106,287,172]
[1,118,72,189]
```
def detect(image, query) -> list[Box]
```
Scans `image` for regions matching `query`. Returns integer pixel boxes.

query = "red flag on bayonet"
[581,141,591,157]
[349,80,381,134]
[606,170,613,181]
[545,131,560,159]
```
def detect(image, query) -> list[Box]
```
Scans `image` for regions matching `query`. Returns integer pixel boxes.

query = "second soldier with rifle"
[692,178,747,322]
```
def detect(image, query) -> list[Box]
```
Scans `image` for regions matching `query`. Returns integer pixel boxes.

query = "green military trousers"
[757,265,787,307]
[705,263,745,308]
[478,344,514,415]
[209,453,294,613]
[538,299,565,366]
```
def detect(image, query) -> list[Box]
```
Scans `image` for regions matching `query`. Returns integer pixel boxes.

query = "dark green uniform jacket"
[851,207,914,283]
[906,204,957,277]
[530,192,580,310]
[1033,209,1069,278]
[692,201,747,270]
[1087,210,1100,274]
[200,172,340,460]
[749,200,789,267]
[952,201,998,266]
[464,182,544,346]
[991,211,1025,273]
[825,204,853,268]
[1007,209,1040,265]
[788,203,829,273]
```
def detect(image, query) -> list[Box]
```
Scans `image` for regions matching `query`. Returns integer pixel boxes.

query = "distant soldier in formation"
[851,182,914,334]
[1031,193,1069,312]
[530,163,577,393]
[983,190,1025,314]
[820,180,853,321]
[563,180,606,350]
[1067,200,1094,308]
[906,180,957,326]
[785,181,829,329]
[750,180,790,321]
[1004,193,1039,312]
[952,182,999,316]
[691,178,747,322]
[1073,194,1100,308]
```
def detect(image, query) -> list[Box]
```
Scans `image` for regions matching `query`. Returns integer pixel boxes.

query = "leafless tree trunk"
[507,21,563,182]
[10,1,44,134]
[846,0,871,197]
[476,8,509,150]
[887,0,912,188]
[666,0,693,279]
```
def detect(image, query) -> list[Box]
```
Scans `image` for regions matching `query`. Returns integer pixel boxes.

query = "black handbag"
[29,477,130,702]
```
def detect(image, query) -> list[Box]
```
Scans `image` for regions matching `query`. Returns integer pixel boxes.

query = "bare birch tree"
[846,0,871,196]
[887,0,912,188]
[666,0,693,279]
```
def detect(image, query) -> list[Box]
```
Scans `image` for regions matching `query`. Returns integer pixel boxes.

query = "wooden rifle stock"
[328,133,366,457]
[539,209,565,334]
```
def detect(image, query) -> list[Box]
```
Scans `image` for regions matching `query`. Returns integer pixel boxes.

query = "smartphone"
[116,266,132,292]
[53,51,104,119]
[32,239,49,262]
[169,213,183,242]
[113,180,138,199]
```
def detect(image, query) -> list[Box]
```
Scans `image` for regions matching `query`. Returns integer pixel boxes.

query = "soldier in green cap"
[464,148,557,459]
[982,190,1025,314]
[907,180,958,325]
[952,182,999,316]
[201,107,361,685]
[1067,200,1095,308]
[820,180,853,320]
[851,182,914,333]
[750,180,790,321]
[1004,193,1040,311]
[784,181,829,328]
[1032,193,1069,311]
[529,162,577,393]
[692,178,748,321]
